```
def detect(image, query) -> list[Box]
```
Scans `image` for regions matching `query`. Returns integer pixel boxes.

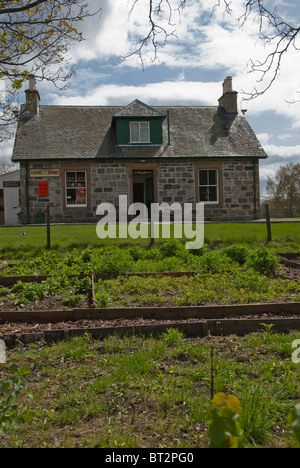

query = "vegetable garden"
[0,225,299,448]
[0,239,299,342]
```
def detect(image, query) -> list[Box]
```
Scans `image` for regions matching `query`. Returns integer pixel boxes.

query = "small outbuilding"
[0,169,20,226]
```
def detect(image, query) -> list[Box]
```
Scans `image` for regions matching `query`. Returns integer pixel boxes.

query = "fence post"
[47,205,51,249]
[265,204,272,242]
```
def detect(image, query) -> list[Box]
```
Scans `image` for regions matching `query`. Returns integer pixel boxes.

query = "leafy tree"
[266,163,300,217]
[0,0,100,138]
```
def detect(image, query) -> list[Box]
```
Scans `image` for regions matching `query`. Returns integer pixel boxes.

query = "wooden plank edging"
[3,317,300,348]
[0,301,299,324]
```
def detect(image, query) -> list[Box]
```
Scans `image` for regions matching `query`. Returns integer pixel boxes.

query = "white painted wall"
[0,170,20,226]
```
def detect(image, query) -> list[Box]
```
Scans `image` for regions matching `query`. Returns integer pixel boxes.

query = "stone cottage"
[11,76,267,224]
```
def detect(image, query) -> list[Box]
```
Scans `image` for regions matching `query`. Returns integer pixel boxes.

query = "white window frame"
[198,169,219,204]
[130,121,150,143]
[65,171,87,207]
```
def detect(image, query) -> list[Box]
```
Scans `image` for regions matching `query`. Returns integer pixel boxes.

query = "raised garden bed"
[0,251,299,346]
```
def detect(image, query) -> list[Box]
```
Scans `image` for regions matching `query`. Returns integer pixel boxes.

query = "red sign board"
[38,181,49,197]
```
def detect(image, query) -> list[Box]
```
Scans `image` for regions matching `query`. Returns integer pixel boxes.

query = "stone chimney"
[25,75,40,115]
[218,76,238,114]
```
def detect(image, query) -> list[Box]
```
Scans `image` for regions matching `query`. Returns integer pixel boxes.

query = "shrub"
[128,246,147,261]
[222,244,249,265]
[245,246,279,276]
[92,247,134,275]
[158,239,186,259]
[193,251,234,272]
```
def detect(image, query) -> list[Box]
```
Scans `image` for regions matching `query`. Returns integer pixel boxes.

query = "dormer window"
[130,122,150,143]
[113,100,166,147]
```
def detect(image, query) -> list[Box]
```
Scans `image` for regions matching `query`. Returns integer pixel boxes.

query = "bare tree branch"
[120,0,187,67]
[122,0,300,101]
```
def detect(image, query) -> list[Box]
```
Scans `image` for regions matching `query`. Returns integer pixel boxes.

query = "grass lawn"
[0,222,299,258]
[0,329,299,448]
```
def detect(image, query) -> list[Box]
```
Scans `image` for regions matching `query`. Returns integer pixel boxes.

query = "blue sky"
[4,0,300,201]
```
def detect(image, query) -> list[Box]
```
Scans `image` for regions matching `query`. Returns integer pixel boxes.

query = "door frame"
[127,163,158,207]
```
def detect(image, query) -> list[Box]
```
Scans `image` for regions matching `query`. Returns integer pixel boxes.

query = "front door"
[145,177,154,211]
[0,189,4,225]
[133,182,145,204]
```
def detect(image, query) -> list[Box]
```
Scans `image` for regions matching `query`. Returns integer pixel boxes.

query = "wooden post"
[265,203,272,242]
[210,346,214,400]
[47,205,51,249]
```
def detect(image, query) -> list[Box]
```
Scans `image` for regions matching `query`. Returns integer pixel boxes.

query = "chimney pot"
[25,75,40,115]
[28,75,36,91]
[218,76,238,114]
[223,76,233,93]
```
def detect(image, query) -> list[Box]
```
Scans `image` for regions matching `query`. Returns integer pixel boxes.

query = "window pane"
[131,123,139,141]
[199,169,218,203]
[76,172,86,187]
[67,189,76,204]
[208,186,218,202]
[66,171,87,206]
[199,170,208,186]
[66,172,75,187]
[140,123,149,142]
[209,170,217,186]
[76,188,86,205]
[199,187,208,202]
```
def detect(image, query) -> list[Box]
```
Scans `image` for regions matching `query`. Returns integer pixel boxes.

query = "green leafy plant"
[246,246,279,276]
[159,239,186,259]
[207,393,249,448]
[0,365,31,438]
[162,327,185,345]
[92,247,134,275]
[289,403,300,443]
[62,294,85,307]
[240,385,272,443]
[94,283,111,308]
[222,244,249,265]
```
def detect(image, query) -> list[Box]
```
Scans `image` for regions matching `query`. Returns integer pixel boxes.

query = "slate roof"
[12,101,267,162]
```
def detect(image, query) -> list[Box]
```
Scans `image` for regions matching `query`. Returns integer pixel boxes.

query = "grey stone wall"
[158,162,195,204]
[19,159,259,225]
[222,160,259,221]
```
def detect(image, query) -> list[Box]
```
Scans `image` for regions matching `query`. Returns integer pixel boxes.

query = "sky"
[2,0,300,201]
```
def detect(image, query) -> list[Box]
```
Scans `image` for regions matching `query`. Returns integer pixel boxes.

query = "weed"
[240,385,273,444]
[94,282,111,308]
[162,328,185,345]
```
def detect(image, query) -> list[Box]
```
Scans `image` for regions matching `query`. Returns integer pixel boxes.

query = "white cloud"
[61,0,300,125]
[0,137,15,161]
[51,79,221,106]
[262,144,300,158]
